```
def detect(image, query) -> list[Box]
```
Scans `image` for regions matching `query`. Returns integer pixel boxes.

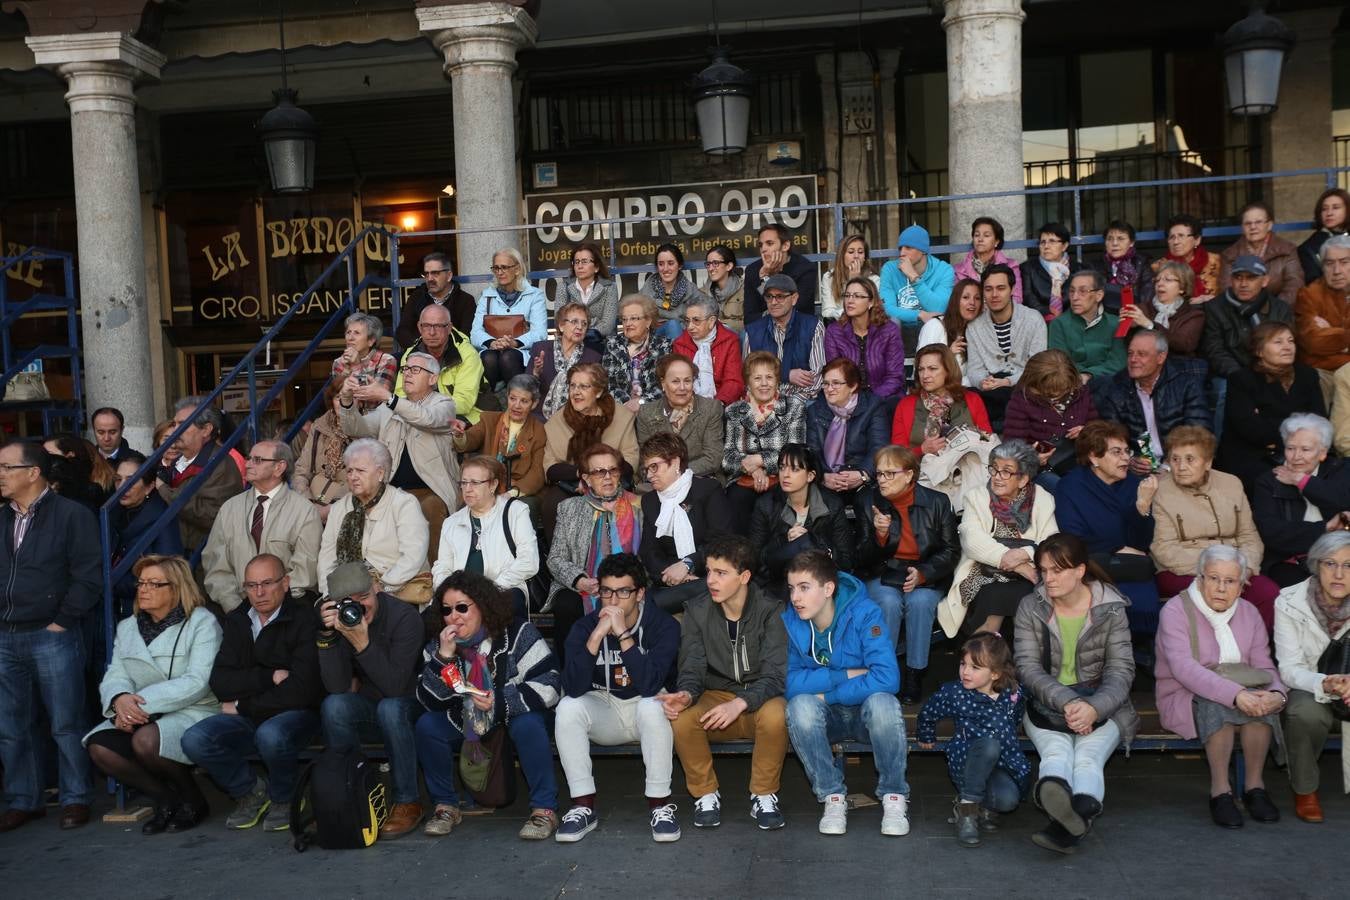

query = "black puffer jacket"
[209,596,323,723]
[1201,289,1294,378]
[852,483,959,589]
[748,484,855,593]
[1096,357,1212,448]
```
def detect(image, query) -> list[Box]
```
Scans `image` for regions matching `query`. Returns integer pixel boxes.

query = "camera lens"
[337,599,363,628]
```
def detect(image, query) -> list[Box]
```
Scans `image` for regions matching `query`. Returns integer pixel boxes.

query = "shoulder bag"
[1181,596,1272,690]
[1025,619,1103,733]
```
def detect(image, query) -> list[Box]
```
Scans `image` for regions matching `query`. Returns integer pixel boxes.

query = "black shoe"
[1242,788,1280,824]
[1031,820,1080,854]
[1210,792,1244,829]
[164,803,208,833]
[1070,794,1103,834]
[142,806,172,836]
[899,667,925,705]
[1034,776,1085,836]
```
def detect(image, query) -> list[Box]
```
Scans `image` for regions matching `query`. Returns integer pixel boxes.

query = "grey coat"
[635,395,726,482]
[1013,581,1139,747]
[564,276,620,338]
[547,493,644,612]
[964,304,1049,386]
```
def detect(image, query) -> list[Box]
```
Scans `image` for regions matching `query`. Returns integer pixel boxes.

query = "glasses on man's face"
[243,576,285,592]
[988,466,1020,480]
[1319,559,1350,575]
[598,586,638,600]
[876,469,907,481]
[442,602,474,615]
[587,466,620,479]
[763,292,794,303]
[247,455,280,465]
[135,579,171,590]
[401,365,433,376]
[419,322,450,331]
[422,269,451,278]
[841,292,871,301]
[458,477,493,488]
[490,263,518,273]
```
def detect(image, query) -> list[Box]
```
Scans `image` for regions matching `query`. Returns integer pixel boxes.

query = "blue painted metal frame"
[0,245,84,433]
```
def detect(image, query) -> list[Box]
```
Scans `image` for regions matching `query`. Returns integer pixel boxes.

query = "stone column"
[942,0,1025,255]
[418,3,537,283]
[1265,9,1342,235]
[27,33,164,452]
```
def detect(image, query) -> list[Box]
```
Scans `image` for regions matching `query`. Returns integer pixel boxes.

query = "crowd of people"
[2,190,1349,854]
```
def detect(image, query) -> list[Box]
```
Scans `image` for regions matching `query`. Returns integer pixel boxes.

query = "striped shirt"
[10,487,50,552]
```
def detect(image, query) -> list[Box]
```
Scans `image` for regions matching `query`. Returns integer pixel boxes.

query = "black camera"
[336,598,364,628]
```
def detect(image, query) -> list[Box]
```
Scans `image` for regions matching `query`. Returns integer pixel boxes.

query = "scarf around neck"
[563,394,616,466]
[1167,245,1211,281]
[692,329,717,398]
[542,338,586,418]
[583,489,640,613]
[1152,296,1184,329]
[989,483,1035,534]
[654,468,696,558]
[455,628,495,743]
[1188,582,1240,664]
[1308,577,1350,638]
[1040,257,1071,315]
[336,483,386,565]
[1106,246,1143,287]
[823,393,859,471]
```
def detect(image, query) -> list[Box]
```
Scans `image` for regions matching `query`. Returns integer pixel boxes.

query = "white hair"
[1195,544,1250,581]
[1317,232,1350,265]
[343,437,391,472]
[1279,413,1333,452]
[405,351,442,376]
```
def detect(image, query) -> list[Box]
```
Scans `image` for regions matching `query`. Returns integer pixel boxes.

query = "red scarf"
[1165,245,1211,282]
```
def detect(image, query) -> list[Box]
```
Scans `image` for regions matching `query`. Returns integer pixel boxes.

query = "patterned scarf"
[495,414,521,460]
[920,390,955,438]
[542,338,586,418]
[750,393,780,426]
[564,393,616,467]
[1105,246,1144,287]
[321,411,349,484]
[823,393,859,471]
[989,482,1036,534]
[136,603,185,646]
[1152,296,1184,329]
[454,628,495,743]
[1309,577,1350,638]
[666,400,693,432]
[1041,257,1071,316]
[582,488,641,614]
[645,273,694,312]
[336,483,386,565]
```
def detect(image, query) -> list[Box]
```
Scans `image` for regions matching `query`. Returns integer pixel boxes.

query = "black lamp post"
[1220,3,1295,116]
[257,1,317,193]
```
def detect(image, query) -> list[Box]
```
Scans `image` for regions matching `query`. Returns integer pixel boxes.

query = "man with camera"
[182,553,323,831]
[316,561,425,838]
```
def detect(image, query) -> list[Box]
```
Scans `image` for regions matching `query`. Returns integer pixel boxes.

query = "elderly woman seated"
[1151,426,1279,632]
[1154,546,1286,828]
[891,344,992,458]
[85,555,223,834]
[938,439,1059,640]
[1273,531,1350,823]
[1252,413,1350,588]
[316,438,431,603]
[532,302,602,419]
[603,294,674,413]
[747,443,854,599]
[722,351,807,532]
[805,358,889,501]
[331,312,397,412]
[638,432,730,612]
[635,353,725,482]
[454,374,547,504]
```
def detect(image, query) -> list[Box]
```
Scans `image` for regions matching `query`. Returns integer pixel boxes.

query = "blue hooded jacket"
[782,571,900,704]
[879,254,956,325]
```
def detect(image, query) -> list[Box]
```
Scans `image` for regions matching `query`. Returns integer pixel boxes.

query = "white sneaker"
[818,794,848,835]
[881,793,910,836]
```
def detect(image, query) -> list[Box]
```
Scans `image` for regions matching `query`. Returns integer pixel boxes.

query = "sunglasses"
[442,602,474,615]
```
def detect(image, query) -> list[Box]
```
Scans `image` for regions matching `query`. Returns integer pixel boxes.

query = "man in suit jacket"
[201,440,323,613]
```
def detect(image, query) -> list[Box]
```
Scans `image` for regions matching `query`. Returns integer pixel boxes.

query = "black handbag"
[1316,634,1350,722]
[1043,438,1078,476]
[1025,620,1104,733]
[1092,551,1156,584]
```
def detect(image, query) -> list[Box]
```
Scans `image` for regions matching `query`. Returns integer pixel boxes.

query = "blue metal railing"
[386,163,1350,337]
[96,225,392,666]
[0,245,84,434]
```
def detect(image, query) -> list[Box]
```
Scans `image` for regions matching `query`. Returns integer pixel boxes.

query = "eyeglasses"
[643,460,672,476]
[0,463,37,471]
[135,579,171,590]
[1201,574,1241,590]
[490,263,518,272]
[573,257,597,266]
[763,292,794,302]
[1165,233,1195,242]
[422,269,451,278]
[1319,559,1350,575]
[682,315,712,325]
[587,466,620,478]
[841,292,871,301]
[247,455,281,465]
[419,322,450,331]
[876,469,908,481]
[458,477,494,488]
[705,259,730,267]
[821,379,850,389]
[569,382,596,392]
[561,317,589,327]
[1102,446,1131,458]
[243,576,285,592]
[987,467,1021,480]
[401,365,433,376]
[1038,237,1066,245]
[597,586,638,599]
[620,315,647,324]
[442,602,474,615]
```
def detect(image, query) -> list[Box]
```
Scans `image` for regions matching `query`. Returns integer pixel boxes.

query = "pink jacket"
[1153,594,1283,739]
[953,249,1024,304]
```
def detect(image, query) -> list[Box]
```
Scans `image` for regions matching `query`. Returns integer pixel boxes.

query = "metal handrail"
[0,246,83,432]
[96,225,392,665]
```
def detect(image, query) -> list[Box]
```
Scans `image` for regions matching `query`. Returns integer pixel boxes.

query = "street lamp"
[256,1,317,193]
[1220,3,1295,116]
[692,47,753,156]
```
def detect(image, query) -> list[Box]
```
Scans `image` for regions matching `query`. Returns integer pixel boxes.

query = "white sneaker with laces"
[650,803,681,842]
[818,793,848,835]
[881,793,910,836]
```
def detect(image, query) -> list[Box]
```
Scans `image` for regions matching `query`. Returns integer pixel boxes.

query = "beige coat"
[316,485,429,595]
[292,412,350,507]
[1273,579,1350,792]
[339,391,461,513]
[1149,469,1263,577]
[201,484,324,612]
[542,403,640,472]
[938,484,1059,637]
[1334,362,1350,458]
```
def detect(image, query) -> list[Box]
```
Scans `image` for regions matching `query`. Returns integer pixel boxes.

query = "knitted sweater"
[964,305,1048,385]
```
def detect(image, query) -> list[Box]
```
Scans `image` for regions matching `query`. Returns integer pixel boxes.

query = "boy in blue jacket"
[554,553,682,844]
[782,550,909,837]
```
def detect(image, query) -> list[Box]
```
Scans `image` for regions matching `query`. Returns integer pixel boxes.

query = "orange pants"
[671,691,787,797]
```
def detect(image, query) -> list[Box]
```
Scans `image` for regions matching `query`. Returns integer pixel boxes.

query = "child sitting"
[916,632,1030,846]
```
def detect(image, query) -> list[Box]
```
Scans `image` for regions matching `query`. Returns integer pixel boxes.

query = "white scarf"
[654,468,696,558]
[692,329,717,398]
[1188,582,1240,664]
[1152,296,1183,329]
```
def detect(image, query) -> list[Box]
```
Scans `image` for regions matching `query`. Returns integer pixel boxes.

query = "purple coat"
[823,319,907,399]
[1153,593,1283,739]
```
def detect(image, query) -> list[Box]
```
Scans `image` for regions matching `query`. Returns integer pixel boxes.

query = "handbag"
[1316,633,1350,722]
[458,725,517,808]
[483,314,527,339]
[1041,437,1077,477]
[1026,620,1103,733]
[3,370,50,402]
[392,571,434,606]
[1092,551,1155,584]
[1181,597,1272,689]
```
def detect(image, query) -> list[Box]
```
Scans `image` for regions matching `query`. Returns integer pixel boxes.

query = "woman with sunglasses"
[546,443,643,669]
[433,456,538,621]
[415,570,561,839]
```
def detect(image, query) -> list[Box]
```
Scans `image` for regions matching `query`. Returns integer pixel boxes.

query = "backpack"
[290,746,389,851]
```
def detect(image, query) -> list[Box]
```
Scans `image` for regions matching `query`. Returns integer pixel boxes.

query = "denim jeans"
[320,693,422,804]
[865,578,941,667]
[415,709,558,811]
[786,692,909,801]
[1023,714,1121,802]
[182,709,321,803]
[654,318,683,341]
[1209,376,1228,440]
[0,627,91,809]
[958,735,1025,811]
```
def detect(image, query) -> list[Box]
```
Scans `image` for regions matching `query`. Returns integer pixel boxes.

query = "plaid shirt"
[601,332,672,404]
[331,350,398,391]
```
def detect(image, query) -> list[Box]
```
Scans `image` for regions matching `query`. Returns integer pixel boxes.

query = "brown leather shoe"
[379,802,423,839]
[0,807,45,832]
[59,804,91,830]
[1294,792,1324,823]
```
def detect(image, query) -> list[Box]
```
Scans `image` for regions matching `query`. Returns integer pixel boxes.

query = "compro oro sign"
[526,176,818,271]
